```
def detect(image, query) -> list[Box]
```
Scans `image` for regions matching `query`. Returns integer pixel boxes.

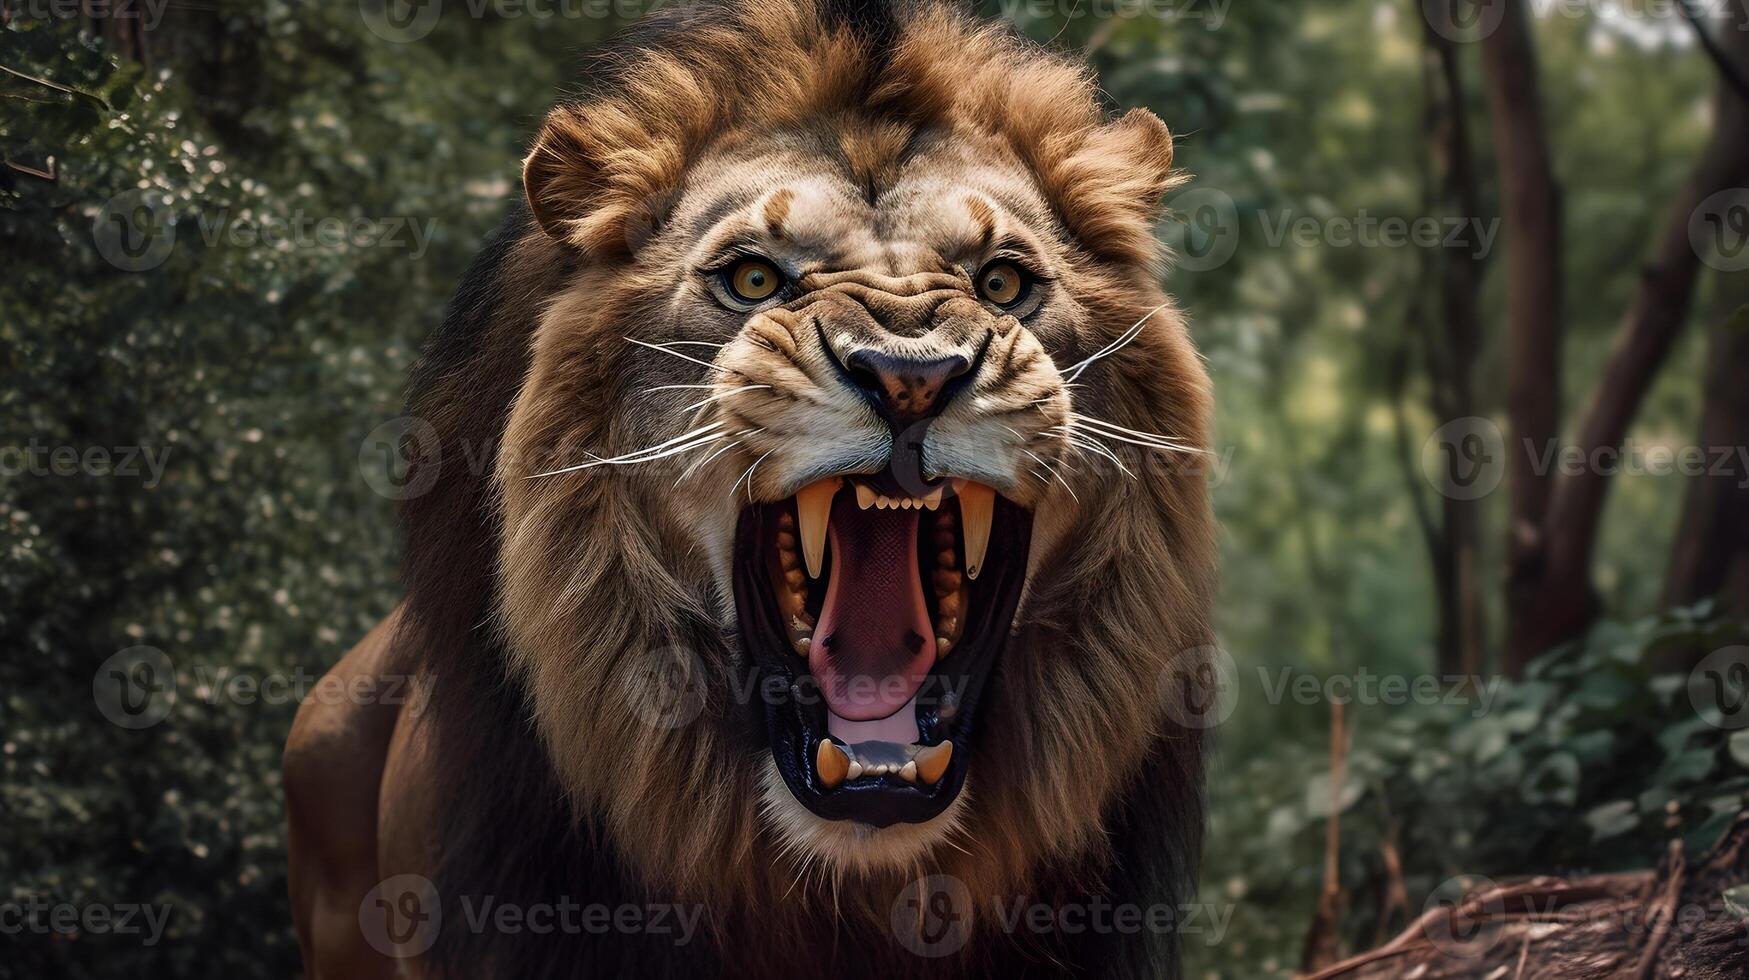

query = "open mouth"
[733,470,1032,828]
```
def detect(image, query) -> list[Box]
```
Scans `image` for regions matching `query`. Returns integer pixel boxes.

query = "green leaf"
[1303,772,1364,818]
[1585,800,1639,841]
[1724,884,1749,920]
[1731,731,1749,770]
[1523,753,1580,807]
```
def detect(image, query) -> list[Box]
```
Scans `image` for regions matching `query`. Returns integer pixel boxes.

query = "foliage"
[1,6,618,976]
[0,1,1737,977]
[1191,606,1749,977]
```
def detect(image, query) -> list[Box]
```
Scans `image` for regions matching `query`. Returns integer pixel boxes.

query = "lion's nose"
[843,349,972,426]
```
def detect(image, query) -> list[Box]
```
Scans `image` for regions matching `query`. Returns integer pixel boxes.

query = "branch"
[0,64,109,109]
[1677,0,1749,105]
[1542,43,1749,587]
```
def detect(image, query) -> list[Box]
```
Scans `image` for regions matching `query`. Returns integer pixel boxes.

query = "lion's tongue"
[810,494,932,744]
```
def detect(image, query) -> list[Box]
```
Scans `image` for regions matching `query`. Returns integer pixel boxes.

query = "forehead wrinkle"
[681,174,878,272]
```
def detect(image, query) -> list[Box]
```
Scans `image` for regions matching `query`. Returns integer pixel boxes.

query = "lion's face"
[488,1,1214,901]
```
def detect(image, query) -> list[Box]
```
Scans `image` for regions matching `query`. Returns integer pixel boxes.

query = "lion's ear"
[1049,108,1183,265]
[523,103,673,255]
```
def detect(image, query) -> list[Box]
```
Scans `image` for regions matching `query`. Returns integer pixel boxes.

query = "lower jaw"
[732,492,1032,828]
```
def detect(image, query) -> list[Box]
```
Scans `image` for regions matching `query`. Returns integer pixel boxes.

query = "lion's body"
[286,2,1217,976]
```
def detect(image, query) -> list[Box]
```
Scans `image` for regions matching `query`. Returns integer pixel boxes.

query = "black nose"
[843,350,973,426]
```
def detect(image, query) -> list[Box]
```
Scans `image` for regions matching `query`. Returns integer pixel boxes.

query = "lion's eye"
[724,258,784,305]
[976,261,1029,308]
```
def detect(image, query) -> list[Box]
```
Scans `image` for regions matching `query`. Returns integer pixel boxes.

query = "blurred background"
[4,0,1749,976]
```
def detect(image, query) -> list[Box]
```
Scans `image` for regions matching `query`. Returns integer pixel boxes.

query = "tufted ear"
[1046,108,1184,266]
[522,102,679,256]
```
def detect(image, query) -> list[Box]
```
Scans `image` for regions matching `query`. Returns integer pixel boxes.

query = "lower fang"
[935,635,952,660]
[795,636,811,656]
[914,742,953,785]
[816,740,850,788]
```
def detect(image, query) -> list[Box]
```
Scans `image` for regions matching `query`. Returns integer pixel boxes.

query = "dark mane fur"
[393,3,1208,976]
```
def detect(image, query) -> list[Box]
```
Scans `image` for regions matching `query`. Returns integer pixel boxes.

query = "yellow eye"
[976,261,1028,307]
[726,258,783,304]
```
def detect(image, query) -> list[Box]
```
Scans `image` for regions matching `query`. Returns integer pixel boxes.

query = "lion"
[283,0,1218,976]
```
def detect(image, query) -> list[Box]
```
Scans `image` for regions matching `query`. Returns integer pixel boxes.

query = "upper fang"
[795,478,840,579]
[958,481,995,580]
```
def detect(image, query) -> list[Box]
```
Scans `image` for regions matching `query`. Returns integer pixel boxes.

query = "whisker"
[1066,414,1209,456]
[625,336,733,374]
[1066,434,1134,477]
[1021,448,1079,502]
[648,339,726,350]
[681,384,770,412]
[525,421,726,479]
[675,428,762,486]
[1021,446,1072,475]
[527,434,724,478]
[1061,303,1167,383]
[730,448,776,500]
[675,439,741,487]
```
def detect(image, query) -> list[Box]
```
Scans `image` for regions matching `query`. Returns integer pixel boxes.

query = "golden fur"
[308,1,1219,975]
[499,0,1210,926]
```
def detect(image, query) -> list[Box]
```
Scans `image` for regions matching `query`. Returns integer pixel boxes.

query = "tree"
[1483,1,1749,672]
[1401,0,1489,679]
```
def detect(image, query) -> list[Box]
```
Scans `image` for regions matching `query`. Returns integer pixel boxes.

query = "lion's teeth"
[958,481,995,580]
[795,478,840,579]
[935,635,952,660]
[914,742,953,785]
[855,483,877,510]
[815,739,850,788]
[922,486,944,510]
[899,760,918,783]
[845,760,863,781]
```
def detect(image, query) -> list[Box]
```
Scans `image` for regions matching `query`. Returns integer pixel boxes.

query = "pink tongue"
[809,494,934,733]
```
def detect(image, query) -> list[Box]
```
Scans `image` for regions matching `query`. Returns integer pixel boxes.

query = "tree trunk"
[1487,4,1749,673]
[1664,294,1749,620]
[1423,5,1487,679]
[1478,0,1567,674]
